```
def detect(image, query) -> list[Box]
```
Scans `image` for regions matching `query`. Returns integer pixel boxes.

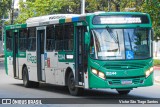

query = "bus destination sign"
[93,15,150,24]
[100,17,141,24]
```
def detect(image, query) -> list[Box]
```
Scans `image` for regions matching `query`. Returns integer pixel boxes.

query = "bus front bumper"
[89,73,154,89]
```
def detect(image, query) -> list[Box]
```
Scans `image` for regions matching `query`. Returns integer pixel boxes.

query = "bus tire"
[68,72,83,96]
[117,90,131,95]
[23,66,32,87]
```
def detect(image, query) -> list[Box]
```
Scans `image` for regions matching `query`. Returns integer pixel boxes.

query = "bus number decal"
[106,72,117,76]
[58,54,65,60]
[27,53,37,63]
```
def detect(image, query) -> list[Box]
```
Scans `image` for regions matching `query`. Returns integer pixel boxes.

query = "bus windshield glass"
[90,28,151,60]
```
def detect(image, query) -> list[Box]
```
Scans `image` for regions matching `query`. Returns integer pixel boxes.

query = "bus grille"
[104,63,146,70]
[108,78,143,85]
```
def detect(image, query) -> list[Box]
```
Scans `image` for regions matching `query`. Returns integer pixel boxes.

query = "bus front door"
[75,26,87,86]
[37,27,46,82]
[13,31,19,78]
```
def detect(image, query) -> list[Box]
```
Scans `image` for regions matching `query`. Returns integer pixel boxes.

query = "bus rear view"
[88,12,153,94]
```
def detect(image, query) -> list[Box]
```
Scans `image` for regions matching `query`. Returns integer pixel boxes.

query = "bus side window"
[64,23,74,51]
[19,29,27,52]
[46,25,55,51]
[6,30,13,51]
[55,24,64,51]
[28,27,36,51]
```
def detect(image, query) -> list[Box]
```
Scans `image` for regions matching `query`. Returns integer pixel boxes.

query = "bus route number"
[106,72,117,76]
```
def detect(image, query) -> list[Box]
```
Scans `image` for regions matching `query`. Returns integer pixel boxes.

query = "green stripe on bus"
[5,24,27,30]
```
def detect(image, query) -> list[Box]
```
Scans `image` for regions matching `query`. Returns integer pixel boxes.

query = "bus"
[4,12,154,96]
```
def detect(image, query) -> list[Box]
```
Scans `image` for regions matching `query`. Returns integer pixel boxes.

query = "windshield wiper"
[116,31,120,53]
[128,32,133,51]
[106,27,120,52]
[106,27,117,43]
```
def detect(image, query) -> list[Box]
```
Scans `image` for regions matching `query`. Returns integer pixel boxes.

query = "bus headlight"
[92,69,98,75]
[145,67,154,78]
[98,72,105,80]
[92,69,105,80]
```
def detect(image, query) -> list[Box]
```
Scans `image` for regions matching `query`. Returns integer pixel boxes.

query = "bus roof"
[5,12,150,28]
[25,12,150,27]
[26,14,80,24]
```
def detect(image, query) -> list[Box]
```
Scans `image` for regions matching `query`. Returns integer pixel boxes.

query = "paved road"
[0,62,160,107]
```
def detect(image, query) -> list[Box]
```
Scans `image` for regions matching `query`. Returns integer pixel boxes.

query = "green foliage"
[154,59,160,66]
[136,0,160,41]
[15,0,80,24]
[0,0,12,18]
[0,0,12,41]
[12,0,160,41]
[85,0,108,12]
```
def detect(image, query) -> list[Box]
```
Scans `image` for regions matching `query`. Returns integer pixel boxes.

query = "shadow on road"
[12,83,153,99]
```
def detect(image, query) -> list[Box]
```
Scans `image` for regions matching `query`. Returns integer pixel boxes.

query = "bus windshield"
[90,28,151,60]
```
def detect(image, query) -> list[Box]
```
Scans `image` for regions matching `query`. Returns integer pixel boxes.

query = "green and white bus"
[4,12,154,95]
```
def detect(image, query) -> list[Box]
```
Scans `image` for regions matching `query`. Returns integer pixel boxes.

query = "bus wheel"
[117,90,131,95]
[22,66,33,88]
[68,72,83,96]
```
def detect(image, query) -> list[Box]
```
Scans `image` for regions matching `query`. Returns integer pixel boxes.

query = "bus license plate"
[121,80,132,85]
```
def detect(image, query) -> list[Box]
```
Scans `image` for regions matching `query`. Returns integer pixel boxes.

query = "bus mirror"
[85,32,90,45]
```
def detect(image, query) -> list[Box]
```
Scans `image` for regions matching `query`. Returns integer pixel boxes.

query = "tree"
[15,0,160,41]
[85,0,108,12]
[136,0,160,41]
[0,0,12,40]
[15,0,79,24]
[0,0,12,19]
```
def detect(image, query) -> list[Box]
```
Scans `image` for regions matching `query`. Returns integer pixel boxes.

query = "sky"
[14,0,26,9]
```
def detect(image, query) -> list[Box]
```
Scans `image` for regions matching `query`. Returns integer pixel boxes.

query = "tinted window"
[55,23,74,51]
[55,25,63,50]
[28,27,36,51]
[6,30,12,51]
[19,29,27,51]
[46,25,55,51]
[64,24,74,51]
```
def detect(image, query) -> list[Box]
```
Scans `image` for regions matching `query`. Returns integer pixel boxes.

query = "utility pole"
[1,21,4,52]
[11,0,14,24]
[81,0,85,14]
[108,0,111,11]
[1,15,5,53]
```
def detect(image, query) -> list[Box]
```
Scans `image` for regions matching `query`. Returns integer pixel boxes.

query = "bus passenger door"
[75,26,87,86]
[37,27,46,82]
[13,31,19,78]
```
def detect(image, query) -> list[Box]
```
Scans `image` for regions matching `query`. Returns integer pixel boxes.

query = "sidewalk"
[155,76,160,84]
[154,66,160,84]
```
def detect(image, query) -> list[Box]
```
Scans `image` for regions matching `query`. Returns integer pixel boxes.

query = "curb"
[155,76,160,84]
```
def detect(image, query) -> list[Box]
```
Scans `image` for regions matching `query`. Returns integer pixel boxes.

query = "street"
[0,61,160,107]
